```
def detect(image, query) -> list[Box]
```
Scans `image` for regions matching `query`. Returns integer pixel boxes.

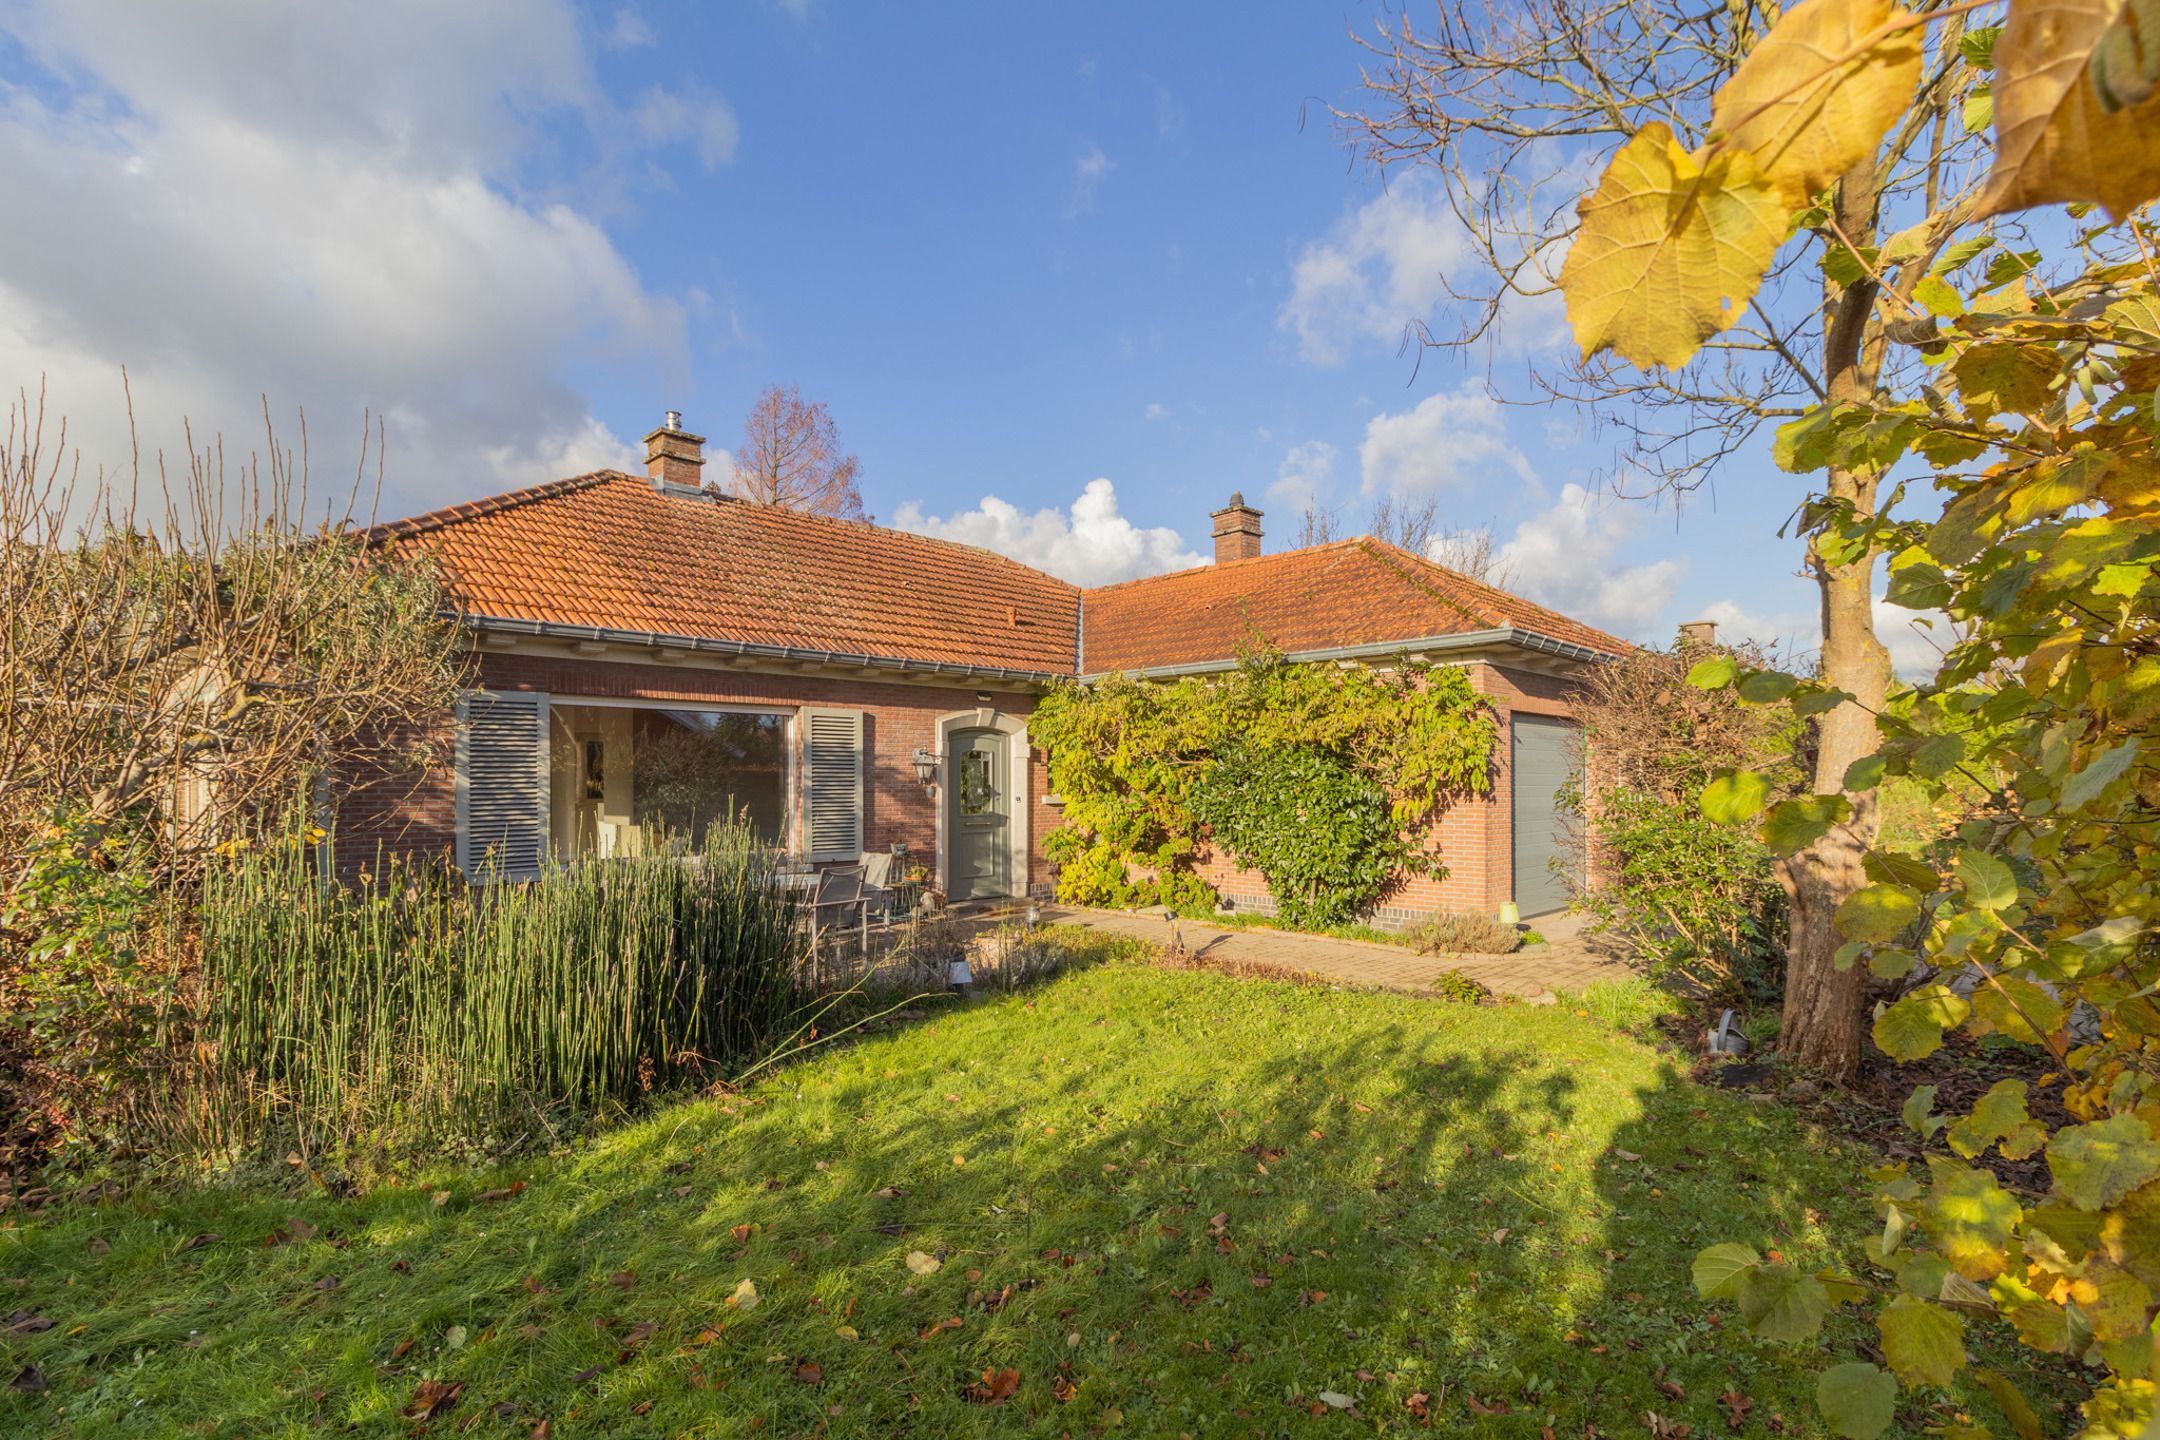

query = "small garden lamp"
[911,746,939,788]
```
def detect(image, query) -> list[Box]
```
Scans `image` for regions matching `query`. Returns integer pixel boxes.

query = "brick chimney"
[644,410,706,492]
[1677,619,1718,648]
[1210,491,1264,564]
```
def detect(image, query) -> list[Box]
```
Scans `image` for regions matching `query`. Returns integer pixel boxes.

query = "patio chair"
[803,865,870,978]
[859,851,897,921]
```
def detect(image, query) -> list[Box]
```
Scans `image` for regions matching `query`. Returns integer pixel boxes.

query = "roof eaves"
[461,613,1072,684]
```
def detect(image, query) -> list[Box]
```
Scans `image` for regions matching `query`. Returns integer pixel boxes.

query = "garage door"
[1511,714,1582,918]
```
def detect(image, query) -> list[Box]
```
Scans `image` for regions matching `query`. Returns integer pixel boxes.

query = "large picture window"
[548,703,789,858]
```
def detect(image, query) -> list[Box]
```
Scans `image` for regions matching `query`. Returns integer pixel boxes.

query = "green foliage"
[180,826,802,1173]
[1430,968,1494,1004]
[1404,910,1523,957]
[1574,786,1784,993]
[1690,245,2160,1436]
[1030,653,1498,929]
[1187,744,1410,929]
[0,811,164,1166]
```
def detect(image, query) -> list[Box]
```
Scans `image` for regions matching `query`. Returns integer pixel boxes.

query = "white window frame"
[544,696,799,856]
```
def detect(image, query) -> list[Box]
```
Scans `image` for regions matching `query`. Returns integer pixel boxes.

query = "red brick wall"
[334,651,1052,891]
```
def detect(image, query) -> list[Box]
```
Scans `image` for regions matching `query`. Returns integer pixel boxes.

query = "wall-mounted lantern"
[912,746,940,788]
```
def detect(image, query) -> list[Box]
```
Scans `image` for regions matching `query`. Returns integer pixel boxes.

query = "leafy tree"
[1339,0,1996,1075]
[731,384,868,520]
[1532,0,2160,1431]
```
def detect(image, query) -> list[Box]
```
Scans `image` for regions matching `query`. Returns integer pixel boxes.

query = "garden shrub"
[1404,910,1522,956]
[1186,744,1413,929]
[1430,968,1493,1004]
[1575,785,1785,994]
[1031,652,1497,931]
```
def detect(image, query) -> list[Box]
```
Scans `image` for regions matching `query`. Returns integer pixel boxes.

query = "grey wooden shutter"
[455,690,550,880]
[802,707,864,862]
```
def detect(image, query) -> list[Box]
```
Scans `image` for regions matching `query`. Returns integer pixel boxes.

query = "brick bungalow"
[344,416,1628,921]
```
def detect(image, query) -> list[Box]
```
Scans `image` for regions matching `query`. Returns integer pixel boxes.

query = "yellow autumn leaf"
[1709,0,1925,209]
[1559,123,1788,368]
[1977,0,2160,220]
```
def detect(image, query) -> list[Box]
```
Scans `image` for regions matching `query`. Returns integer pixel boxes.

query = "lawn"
[3,958,1877,1437]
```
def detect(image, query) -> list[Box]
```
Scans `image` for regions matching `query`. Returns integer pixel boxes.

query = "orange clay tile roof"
[1079,537,1631,673]
[369,475,1628,676]
[371,471,1082,674]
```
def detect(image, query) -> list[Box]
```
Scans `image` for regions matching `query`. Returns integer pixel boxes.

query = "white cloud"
[605,8,655,49]
[1269,440,1337,512]
[1280,180,1472,366]
[891,478,1204,587]
[631,86,740,170]
[1143,401,1171,422]
[1485,484,1683,640]
[0,1,727,514]
[1359,383,1532,501]
[1693,596,1950,680]
[1066,142,1114,218]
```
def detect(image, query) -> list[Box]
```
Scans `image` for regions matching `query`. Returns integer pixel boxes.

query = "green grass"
[3,960,1878,1437]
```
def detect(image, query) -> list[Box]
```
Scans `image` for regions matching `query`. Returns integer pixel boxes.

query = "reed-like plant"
[178,826,801,1168]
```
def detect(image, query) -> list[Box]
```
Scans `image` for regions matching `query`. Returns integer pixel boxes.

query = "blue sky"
[0,0,1936,667]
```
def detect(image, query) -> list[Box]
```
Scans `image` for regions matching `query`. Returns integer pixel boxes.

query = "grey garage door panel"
[1510,714,1582,918]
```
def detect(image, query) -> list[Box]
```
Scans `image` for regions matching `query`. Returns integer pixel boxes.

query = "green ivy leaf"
[1902,1084,1944,1139]
[1791,685,1858,717]
[1869,947,1918,980]
[1738,1264,1831,1341]
[1837,884,1920,944]
[1816,1361,1897,1439]
[1874,985,1969,1061]
[1878,1295,1965,1387]
[1761,794,1851,856]
[1925,1159,2022,1280]
[1843,754,1887,792]
[1702,769,1771,825]
[1949,1079,2045,1161]
[1692,1241,1762,1299]
[1954,850,2018,910]
[2049,1114,2160,1211]
[1686,654,1739,689]
[1864,850,1941,893]
[2062,739,2140,810]
[1735,670,1800,704]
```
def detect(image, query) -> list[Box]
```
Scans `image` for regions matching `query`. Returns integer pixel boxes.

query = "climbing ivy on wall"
[1030,652,1500,927]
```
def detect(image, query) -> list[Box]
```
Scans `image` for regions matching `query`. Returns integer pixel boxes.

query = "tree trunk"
[1778,485,1891,1076]
[1779,153,1894,1080]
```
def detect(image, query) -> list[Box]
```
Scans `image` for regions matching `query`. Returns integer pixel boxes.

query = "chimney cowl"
[1209,492,1264,565]
[644,413,707,494]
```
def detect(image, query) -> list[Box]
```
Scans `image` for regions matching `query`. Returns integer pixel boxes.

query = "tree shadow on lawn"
[1,964,1876,1437]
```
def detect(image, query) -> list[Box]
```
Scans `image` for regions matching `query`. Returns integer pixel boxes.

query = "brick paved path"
[1038,906,1635,1000]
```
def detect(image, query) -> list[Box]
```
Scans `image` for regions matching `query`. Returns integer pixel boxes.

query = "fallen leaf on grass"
[1247,1275,1272,1288]
[1318,1391,1355,1409]
[1610,1148,1642,1163]
[570,1364,606,1385]
[177,1232,221,1252]
[1721,1390,1753,1428]
[1053,1373,1078,1403]
[608,1271,637,1289]
[726,1279,759,1312]
[963,1367,1020,1405]
[531,1421,550,1440]
[10,1365,48,1393]
[476,1182,526,1203]
[873,1186,905,1199]
[730,1224,755,1244]
[904,1250,940,1275]
[918,1315,963,1339]
[834,1325,859,1341]
[1656,1378,1687,1401]
[431,1191,451,1208]
[4,1311,55,1334]
[312,1275,339,1292]
[390,1337,417,1361]
[402,1378,462,1420]
[1466,1394,1512,1415]
[1404,1391,1431,1420]
[794,1361,823,1384]
[86,1236,109,1255]
[266,1218,317,1247]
